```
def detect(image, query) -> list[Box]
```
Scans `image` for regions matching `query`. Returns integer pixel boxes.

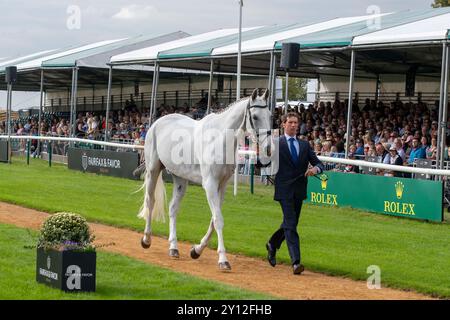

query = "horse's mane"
[204,96,250,119]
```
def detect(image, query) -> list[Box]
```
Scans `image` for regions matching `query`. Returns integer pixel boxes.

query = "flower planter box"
[36,247,96,292]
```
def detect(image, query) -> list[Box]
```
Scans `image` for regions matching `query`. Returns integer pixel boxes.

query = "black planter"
[36,247,96,292]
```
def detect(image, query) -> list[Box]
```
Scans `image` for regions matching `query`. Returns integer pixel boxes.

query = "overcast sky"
[0,0,435,109]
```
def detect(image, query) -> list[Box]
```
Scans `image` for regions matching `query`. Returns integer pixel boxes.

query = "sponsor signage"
[36,247,96,292]
[306,171,443,222]
[0,140,8,162]
[68,147,139,180]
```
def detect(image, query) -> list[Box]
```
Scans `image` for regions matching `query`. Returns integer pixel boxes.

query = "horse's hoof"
[218,262,232,272]
[169,249,180,258]
[190,247,200,259]
[141,238,151,249]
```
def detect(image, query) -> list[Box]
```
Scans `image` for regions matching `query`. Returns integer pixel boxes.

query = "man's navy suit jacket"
[274,136,324,201]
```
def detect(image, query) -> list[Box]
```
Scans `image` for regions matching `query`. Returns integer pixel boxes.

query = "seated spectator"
[387,145,404,177]
[139,125,147,139]
[354,138,365,158]
[16,123,25,135]
[426,137,437,160]
[420,135,429,151]
[408,138,426,165]
[375,142,390,164]
[366,146,377,157]
[321,141,332,155]
[75,120,85,138]
[393,138,406,163]
[314,142,322,155]
[329,145,339,157]
[444,145,450,161]
[344,144,359,173]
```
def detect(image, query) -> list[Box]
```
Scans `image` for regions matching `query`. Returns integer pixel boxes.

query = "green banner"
[0,140,8,163]
[306,172,443,222]
[68,147,140,180]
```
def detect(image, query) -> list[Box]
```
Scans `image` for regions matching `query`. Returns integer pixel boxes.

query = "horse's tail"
[137,128,167,222]
[152,171,166,222]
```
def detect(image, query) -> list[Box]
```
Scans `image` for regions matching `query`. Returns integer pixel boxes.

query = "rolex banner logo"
[395,181,404,199]
[47,256,51,269]
[320,174,328,190]
[310,173,337,206]
[82,153,88,171]
[306,171,443,222]
[384,180,415,216]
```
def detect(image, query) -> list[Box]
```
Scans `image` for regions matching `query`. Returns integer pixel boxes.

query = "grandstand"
[0,109,18,122]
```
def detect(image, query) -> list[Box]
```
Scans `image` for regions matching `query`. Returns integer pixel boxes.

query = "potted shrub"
[36,212,96,292]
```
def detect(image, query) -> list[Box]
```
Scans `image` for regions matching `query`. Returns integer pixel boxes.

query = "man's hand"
[305,167,319,177]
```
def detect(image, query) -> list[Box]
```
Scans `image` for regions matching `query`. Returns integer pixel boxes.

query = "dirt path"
[0,202,434,300]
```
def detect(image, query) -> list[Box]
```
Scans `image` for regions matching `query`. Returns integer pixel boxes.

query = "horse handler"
[266,112,324,275]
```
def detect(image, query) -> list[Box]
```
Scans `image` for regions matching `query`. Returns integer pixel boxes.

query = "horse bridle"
[244,100,272,140]
[243,100,272,168]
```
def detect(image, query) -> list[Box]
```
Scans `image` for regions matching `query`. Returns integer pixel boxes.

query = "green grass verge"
[1,157,450,298]
[0,223,273,299]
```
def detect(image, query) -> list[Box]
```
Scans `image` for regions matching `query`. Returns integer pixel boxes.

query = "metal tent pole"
[284,71,289,114]
[271,53,277,112]
[206,59,214,115]
[436,43,447,174]
[104,65,113,142]
[69,68,76,139]
[72,67,79,139]
[345,50,356,159]
[236,0,243,101]
[267,51,274,111]
[150,62,160,125]
[149,63,157,126]
[439,44,449,170]
[37,69,44,155]
[6,83,12,164]
[234,0,244,197]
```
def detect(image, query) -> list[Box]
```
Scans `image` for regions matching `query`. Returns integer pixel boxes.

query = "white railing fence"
[2,135,450,198]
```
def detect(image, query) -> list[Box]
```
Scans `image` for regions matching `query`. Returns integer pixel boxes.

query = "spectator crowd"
[2,95,450,177]
[272,98,448,177]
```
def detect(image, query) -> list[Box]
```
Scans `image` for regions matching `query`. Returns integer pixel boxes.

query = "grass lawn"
[1,157,450,298]
[0,223,273,299]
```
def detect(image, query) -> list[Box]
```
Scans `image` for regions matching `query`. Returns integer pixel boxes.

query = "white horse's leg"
[203,178,231,271]
[168,176,188,258]
[191,218,215,259]
[141,167,161,248]
[191,181,225,258]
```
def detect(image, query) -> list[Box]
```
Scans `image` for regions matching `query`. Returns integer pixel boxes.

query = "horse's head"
[245,88,272,168]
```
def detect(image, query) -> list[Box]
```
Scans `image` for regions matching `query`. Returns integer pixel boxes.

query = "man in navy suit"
[266,112,324,275]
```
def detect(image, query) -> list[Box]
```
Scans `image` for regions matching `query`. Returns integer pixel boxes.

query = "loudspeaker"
[405,66,416,97]
[217,75,224,92]
[5,66,17,84]
[280,43,300,70]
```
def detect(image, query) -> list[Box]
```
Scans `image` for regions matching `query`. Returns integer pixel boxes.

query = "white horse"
[138,88,272,271]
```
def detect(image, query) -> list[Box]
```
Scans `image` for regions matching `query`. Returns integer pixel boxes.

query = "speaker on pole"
[5,66,17,84]
[280,43,300,70]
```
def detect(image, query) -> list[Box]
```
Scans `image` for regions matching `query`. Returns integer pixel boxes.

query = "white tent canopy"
[212,14,388,56]
[353,12,450,46]
[0,49,58,72]
[110,28,258,65]
[14,39,126,72]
